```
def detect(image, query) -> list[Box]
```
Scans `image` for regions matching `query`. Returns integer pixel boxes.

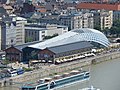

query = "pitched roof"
[3,5,13,10]
[6,41,41,52]
[47,41,93,54]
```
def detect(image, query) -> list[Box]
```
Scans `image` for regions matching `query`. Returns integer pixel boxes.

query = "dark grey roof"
[14,41,41,51]
[48,41,93,54]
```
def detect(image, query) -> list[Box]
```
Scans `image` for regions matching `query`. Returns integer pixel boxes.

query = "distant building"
[5,46,22,62]
[38,14,59,24]
[5,28,110,63]
[59,13,83,30]
[82,13,94,28]
[5,41,40,62]
[0,17,16,50]
[3,5,14,14]
[34,5,47,13]
[0,5,10,16]
[0,21,5,50]
[15,16,27,45]
[0,16,27,50]
[113,11,120,21]
[0,15,68,50]
[25,23,68,42]
[76,2,120,11]
[38,41,93,64]
[6,0,16,5]
[0,0,7,4]
[100,10,113,30]
[93,10,113,30]
[21,0,35,14]
[59,12,93,30]
[24,28,110,63]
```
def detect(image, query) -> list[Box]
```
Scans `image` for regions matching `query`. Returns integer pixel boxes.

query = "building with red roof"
[76,2,120,11]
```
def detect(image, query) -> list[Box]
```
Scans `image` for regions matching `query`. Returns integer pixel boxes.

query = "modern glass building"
[29,28,110,49]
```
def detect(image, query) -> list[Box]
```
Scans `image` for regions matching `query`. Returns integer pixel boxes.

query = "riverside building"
[5,28,110,63]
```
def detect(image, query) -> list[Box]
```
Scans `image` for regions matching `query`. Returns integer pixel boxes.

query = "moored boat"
[20,71,90,90]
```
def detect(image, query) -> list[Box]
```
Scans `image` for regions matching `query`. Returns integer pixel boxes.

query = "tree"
[113,20,120,27]
[25,37,33,43]
[102,20,120,37]
[103,28,110,36]
[94,25,101,31]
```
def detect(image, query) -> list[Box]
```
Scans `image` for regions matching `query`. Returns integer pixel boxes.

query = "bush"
[23,67,33,72]
[49,74,53,76]
[54,73,57,75]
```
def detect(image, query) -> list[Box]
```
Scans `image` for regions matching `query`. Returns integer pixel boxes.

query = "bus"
[8,69,18,77]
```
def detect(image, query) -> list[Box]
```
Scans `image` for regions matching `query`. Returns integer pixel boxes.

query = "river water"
[58,58,120,90]
[1,58,120,90]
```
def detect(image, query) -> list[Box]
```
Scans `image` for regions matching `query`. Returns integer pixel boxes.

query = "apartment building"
[15,17,27,45]
[59,13,83,30]
[94,10,113,30]
[59,12,94,30]
[101,11,113,30]
[82,13,94,28]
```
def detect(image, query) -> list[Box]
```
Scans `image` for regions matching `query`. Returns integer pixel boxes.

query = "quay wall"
[92,51,120,64]
[0,51,120,87]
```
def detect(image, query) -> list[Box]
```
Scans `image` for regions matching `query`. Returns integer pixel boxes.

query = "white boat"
[21,71,90,90]
[79,86,100,90]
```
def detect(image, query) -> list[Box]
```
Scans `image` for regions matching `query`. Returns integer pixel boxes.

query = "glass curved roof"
[29,28,110,49]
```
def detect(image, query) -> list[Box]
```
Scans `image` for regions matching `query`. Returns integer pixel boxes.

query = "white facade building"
[82,13,94,28]
[15,17,27,45]
[0,16,27,50]
[25,24,68,43]
[6,20,16,48]
[94,10,113,30]
[100,11,113,30]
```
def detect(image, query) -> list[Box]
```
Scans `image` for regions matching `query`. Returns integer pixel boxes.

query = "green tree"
[94,25,101,31]
[25,37,33,42]
[103,20,120,37]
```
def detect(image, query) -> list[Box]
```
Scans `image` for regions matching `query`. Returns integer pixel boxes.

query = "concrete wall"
[92,51,120,64]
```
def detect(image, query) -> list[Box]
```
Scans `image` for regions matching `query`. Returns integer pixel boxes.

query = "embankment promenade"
[0,50,120,87]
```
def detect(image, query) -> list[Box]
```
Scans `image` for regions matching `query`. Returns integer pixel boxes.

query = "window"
[42,31,45,33]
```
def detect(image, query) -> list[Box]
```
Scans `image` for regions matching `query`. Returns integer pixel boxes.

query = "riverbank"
[0,50,120,87]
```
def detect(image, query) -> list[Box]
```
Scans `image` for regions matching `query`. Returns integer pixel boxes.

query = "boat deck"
[21,71,90,90]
